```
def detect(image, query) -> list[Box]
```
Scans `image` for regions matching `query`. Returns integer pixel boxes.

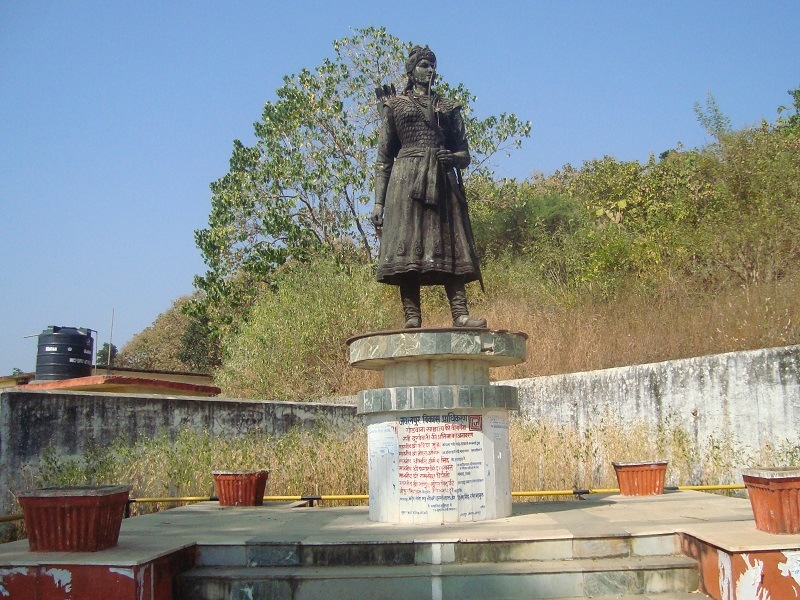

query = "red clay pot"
[742,467,800,534]
[612,461,668,496]
[212,470,269,506]
[15,485,130,552]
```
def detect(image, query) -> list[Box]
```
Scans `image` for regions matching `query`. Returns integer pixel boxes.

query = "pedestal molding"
[348,328,527,369]
[358,384,519,414]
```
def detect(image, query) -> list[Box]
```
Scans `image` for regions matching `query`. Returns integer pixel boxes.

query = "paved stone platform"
[1,491,799,599]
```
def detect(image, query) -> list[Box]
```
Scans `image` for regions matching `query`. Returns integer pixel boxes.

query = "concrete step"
[195,533,681,568]
[179,554,700,600]
[558,596,710,600]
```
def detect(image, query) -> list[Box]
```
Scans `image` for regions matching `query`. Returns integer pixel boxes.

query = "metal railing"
[1,484,746,523]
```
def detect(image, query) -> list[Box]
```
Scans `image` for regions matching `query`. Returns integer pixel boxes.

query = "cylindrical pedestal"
[348,328,527,523]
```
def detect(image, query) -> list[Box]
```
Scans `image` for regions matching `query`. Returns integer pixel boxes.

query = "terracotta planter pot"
[742,467,800,534]
[612,461,668,496]
[213,470,269,506]
[15,485,130,552]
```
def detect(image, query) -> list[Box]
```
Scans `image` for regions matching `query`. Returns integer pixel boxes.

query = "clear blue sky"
[1,1,798,374]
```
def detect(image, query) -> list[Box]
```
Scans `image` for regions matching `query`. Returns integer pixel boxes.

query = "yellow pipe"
[512,490,575,497]
[128,495,370,504]
[0,514,23,523]
[262,496,303,501]
[318,494,369,501]
[131,496,213,503]
[130,494,371,503]
[128,485,745,504]
[511,484,746,497]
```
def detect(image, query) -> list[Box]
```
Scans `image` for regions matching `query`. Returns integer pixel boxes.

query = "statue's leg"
[445,277,487,328]
[400,277,422,328]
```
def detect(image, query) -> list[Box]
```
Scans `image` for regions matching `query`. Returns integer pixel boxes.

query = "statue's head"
[405,45,437,90]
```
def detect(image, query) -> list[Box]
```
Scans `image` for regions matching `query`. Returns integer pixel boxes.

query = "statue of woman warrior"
[371,45,486,329]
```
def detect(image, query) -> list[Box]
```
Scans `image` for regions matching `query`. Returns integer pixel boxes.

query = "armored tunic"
[375,93,481,286]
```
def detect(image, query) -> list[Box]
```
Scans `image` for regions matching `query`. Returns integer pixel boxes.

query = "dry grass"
[374,272,800,386]
[216,256,800,399]
[16,426,369,518]
[508,416,790,495]
[20,419,799,509]
[7,417,795,541]
[337,362,383,399]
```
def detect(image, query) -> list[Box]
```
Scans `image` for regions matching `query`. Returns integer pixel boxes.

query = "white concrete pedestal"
[348,328,527,523]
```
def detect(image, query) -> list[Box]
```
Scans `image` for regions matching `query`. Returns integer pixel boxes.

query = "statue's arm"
[436,107,470,170]
[372,164,389,228]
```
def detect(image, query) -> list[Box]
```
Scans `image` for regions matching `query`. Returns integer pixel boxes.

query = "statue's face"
[412,59,436,86]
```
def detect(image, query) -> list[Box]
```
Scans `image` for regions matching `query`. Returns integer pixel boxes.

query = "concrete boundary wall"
[0,390,357,517]
[509,345,800,448]
[2,346,798,518]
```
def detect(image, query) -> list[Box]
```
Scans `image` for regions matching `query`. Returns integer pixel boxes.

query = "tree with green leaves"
[117,297,198,371]
[95,342,118,367]
[694,93,732,141]
[777,85,800,134]
[178,314,221,373]
[189,26,530,347]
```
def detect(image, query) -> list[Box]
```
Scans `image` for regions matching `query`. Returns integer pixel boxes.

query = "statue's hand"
[436,149,455,169]
[371,205,384,229]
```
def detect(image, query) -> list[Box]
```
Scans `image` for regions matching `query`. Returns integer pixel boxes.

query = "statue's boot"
[446,278,487,328]
[400,280,422,328]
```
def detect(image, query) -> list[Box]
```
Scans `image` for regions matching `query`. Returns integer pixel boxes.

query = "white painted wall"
[507,345,800,448]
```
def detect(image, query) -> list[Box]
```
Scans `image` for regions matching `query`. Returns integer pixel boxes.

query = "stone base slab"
[348,328,527,370]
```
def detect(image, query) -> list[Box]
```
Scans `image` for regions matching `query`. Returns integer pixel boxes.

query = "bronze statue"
[371,45,486,329]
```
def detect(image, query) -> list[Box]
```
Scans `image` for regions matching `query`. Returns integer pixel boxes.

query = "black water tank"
[35,326,94,381]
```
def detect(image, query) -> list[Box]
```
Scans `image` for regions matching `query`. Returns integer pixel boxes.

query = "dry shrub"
[509,416,799,499]
[332,269,800,392]
[20,419,798,514]
[217,259,395,400]
[19,425,369,519]
[471,272,800,382]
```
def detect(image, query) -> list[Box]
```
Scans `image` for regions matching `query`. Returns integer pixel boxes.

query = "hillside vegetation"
[117,75,800,401]
[212,92,800,400]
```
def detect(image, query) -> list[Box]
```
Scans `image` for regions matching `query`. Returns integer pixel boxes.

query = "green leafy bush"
[216,258,395,400]
[469,176,585,259]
